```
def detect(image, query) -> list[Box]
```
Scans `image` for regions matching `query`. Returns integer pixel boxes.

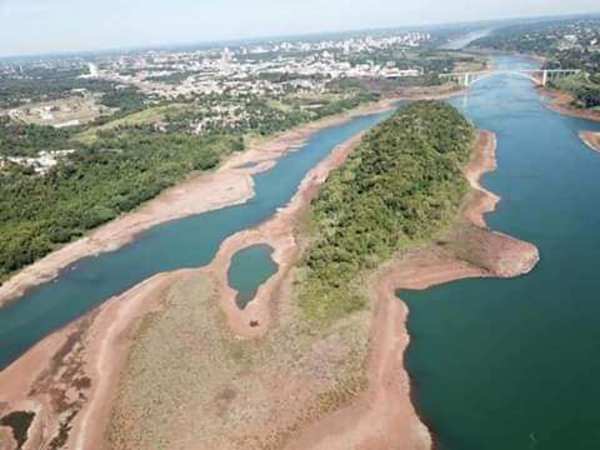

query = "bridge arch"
[440,68,579,88]
[468,70,539,86]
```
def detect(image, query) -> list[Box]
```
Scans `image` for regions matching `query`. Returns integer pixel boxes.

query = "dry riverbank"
[537,88,600,153]
[285,131,538,450]
[539,87,600,122]
[580,131,600,152]
[0,97,399,309]
[0,92,479,450]
[0,110,376,450]
[0,128,539,450]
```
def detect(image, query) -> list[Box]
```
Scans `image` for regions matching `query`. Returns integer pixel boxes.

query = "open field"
[73,103,191,144]
[8,95,110,128]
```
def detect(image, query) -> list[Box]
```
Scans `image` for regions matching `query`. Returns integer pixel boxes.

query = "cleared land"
[73,103,191,144]
[8,95,110,128]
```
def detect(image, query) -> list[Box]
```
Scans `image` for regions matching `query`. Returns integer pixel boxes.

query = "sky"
[1,0,599,57]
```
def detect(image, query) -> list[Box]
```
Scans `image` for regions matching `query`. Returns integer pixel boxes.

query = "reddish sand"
[0,109,376,450]
[284,131,539,450]
[0,100,539,450]
[0,268,190,450]
[0,162,254,309]
[538,88,600,153]
[206,131,366,338]
[0,98,398,309]
[540,87,600,122]
[580,131,600,153]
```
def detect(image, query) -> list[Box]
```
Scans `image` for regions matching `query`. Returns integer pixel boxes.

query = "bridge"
[440,69,581,87]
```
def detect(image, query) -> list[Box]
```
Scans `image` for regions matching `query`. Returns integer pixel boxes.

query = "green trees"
[298,101,475,324]
[0,131,240,282]
[471,17,600,109]
[0,75,373,283]
[0,117,75,156]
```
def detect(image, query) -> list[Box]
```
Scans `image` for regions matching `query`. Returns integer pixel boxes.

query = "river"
[403,55,600,449]
[3,53,600,449]
[0,109,393,369]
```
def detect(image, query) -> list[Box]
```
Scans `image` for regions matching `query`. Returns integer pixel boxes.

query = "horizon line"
[1,10,599,61]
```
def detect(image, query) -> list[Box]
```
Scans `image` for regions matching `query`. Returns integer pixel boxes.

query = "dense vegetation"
[0,131,241,282]
[471,18,600,72]
[298,101,475,324]
[0,117,76,156]
[0,74,380,284]
[550,73,600,108]
[164,90,378,136]
[96,85,148,113]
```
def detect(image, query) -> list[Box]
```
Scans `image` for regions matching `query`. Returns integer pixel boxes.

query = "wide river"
[403,55,600,449]
[2,54,600,449]
[0,109,392,369]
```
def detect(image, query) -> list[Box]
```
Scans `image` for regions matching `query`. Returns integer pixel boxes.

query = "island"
[0,101,538,450]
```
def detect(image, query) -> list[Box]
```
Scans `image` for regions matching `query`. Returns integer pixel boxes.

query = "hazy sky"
[1,0,599,57]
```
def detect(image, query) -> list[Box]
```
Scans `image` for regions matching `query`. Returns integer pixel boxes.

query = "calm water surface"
[227,244,278,309]
[0,109,393,369]
[4,55,600,448]
[403,56,600,450]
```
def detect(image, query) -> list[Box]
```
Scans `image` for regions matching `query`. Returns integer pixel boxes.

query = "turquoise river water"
[0,109,392,369]
[228,244,278,309]
[2,54,600,449]
[403,55,600,449]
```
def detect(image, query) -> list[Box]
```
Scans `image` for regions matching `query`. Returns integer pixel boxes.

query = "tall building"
[221,47,233,65]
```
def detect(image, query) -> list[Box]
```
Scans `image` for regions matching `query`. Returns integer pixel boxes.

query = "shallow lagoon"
[0,108,393,369]
[228,244,278,309]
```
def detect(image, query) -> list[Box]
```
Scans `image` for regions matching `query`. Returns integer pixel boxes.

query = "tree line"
[297,101,475,324]
[0,129,242,283]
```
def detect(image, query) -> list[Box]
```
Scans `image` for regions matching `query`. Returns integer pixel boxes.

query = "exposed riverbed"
[403,55,600,450]
[3,52,600,450]
[0,108,394,370]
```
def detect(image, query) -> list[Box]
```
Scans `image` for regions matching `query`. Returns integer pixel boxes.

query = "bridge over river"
[440,68,580,87]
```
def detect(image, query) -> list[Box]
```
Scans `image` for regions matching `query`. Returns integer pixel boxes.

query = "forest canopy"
[298,101,475,324]
[0,131,242,282]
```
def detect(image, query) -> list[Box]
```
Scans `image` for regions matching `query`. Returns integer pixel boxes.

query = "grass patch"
[73,103,191,144]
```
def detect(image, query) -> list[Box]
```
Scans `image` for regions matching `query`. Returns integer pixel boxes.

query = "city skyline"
[1,0,600,57]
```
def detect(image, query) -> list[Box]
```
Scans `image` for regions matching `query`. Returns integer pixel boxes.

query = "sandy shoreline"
[539,87,600,123]
[284,131,539,449]
[0,87,470,450]
[580,131,600,152]
[204,131,367,338]
[0,96,404,309]
[0,128,540,450]
[537,88,600,153]
[0,106,377,449]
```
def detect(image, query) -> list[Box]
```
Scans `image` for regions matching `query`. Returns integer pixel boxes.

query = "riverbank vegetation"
[0,38,484,287]
[0,131,242,283]
[0,79,376,285]
[548,73,600,109]
[297,101,475,324]
[471,16,600,110]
